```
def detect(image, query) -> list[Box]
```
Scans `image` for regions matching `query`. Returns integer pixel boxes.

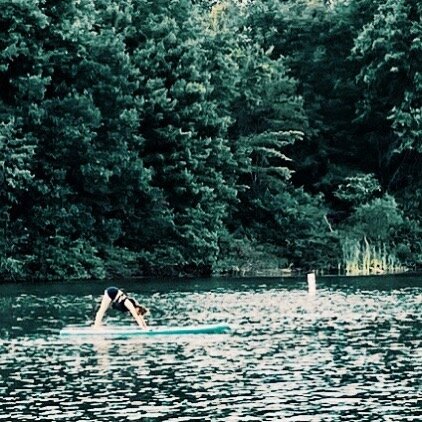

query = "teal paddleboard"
[60,323,231,338]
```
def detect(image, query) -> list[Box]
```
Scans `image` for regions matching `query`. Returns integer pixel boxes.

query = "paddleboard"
[60,323,231,338]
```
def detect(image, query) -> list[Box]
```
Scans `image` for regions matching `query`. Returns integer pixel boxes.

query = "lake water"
[0,275,420,421]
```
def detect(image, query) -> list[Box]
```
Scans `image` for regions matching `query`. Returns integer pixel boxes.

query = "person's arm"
[93,291,112,327]
[125,299,148,329]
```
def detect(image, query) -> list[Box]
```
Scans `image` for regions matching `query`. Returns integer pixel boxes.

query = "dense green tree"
[0,119,36,279]
[1,0,420,279]
[0,0,156,279]
[238,1,388,201]
[210,5,338,270]
[22,0,120,279]
[350,0,422,239]
[0,0,48,279]
[352,0,421,191]
[124,0,239,274]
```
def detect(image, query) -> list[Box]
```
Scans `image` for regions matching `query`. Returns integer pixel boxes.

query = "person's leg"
[94,290,112,327]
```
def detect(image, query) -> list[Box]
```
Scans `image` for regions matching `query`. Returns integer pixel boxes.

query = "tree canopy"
[1,0,421,280]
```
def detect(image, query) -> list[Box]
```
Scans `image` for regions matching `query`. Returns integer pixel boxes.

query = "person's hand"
[138,321,147,330]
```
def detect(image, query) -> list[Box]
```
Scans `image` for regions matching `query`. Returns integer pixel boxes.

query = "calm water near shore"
[0,275,420,421]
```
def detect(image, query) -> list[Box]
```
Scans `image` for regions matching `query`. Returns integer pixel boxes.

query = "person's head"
[128,298,148,316]
[136,304,148,316]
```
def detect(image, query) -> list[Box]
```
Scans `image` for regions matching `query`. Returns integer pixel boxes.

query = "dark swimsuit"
[106,286,136,313]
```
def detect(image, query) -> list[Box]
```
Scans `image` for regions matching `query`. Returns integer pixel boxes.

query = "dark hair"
[136,305,148,316]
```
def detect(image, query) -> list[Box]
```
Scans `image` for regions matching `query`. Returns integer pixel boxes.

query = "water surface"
[0,275,420,421]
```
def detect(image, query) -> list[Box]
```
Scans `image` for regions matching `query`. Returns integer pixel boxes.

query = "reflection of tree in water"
[0,278,420,420]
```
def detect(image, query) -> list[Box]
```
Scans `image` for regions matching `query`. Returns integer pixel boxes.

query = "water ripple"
[0,277,420,421]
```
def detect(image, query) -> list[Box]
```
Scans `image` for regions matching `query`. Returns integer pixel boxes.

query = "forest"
[0,0,421,280]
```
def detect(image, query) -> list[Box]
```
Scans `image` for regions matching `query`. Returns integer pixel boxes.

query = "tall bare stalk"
[341,237,404,275]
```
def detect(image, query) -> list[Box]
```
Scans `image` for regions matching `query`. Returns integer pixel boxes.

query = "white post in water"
[307,272,316,295]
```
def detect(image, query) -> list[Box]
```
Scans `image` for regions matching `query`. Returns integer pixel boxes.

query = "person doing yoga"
[93,286,148,329]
